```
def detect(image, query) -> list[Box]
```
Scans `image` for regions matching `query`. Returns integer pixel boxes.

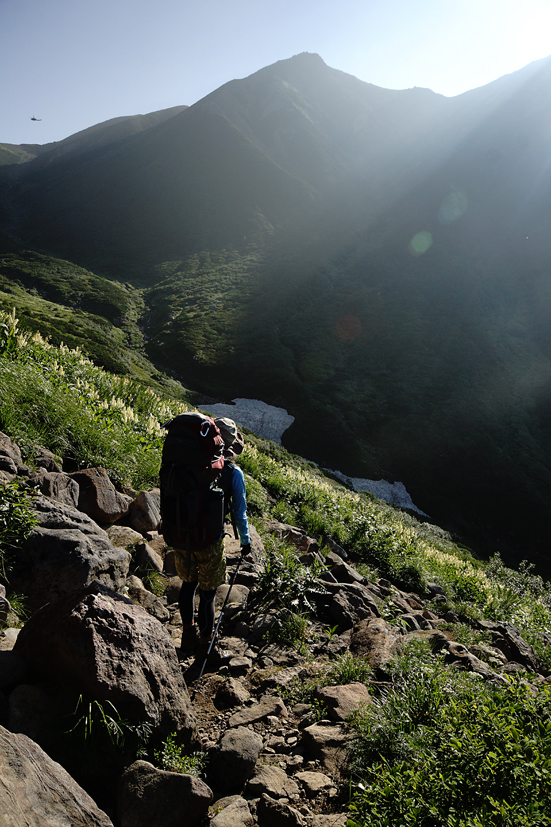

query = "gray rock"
[250,612,278,641]
[390,594,416,614]
[29,470,79,507]
[0,724,113,826]
[349,617,401,669]
[33,445,62,473]
[32,495,109,536]
[295,770,335,798]
[135,541,164,573]
[14,526,130,608]
[215,677,251,708]
[245,764,299,798]
[207,726,263,795]
[325,551,364,585]
[127,582,170,622]
[117,760,212,827]
[107,525,144,549]
[127,489,161,535]
[229,695,288,727]
[69,467,129,524]
[330,583,380,630]
[326,629,351,656]
[444,641,506,682]
[315,682,372,722]
[301,723,349,775]
[229,656,253,675]
[0,432,22,467]
[165,575,183,604]
[0,594,10,625]
[14,582,197,743]
[311,815,349,827]
[210,796,253,827]
[216,582,250,610]
[490,623,539,672]
[260,665,309,692]
[0,456,17,474]
[256,793,306,827]
[0,627,20,650]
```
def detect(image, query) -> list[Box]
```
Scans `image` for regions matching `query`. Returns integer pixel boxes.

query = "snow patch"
[203,397,427,515]
[204,398,294,445]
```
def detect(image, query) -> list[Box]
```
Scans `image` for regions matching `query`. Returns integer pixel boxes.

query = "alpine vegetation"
[1,317,550,825]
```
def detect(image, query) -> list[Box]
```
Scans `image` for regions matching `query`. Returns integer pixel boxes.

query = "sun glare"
[515,5,551,65]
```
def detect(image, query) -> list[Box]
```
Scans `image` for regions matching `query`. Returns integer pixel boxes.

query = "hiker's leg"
[197,589,216,640]
[178,580,198,626]
[195,537,226,641]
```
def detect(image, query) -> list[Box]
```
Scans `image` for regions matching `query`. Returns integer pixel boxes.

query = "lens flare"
[409,231,433,255]
[438,189,468,225]
[336,314,362,341]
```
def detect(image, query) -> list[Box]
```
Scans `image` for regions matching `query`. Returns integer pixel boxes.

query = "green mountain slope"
[3,53,551,561]
[0,251,191,397]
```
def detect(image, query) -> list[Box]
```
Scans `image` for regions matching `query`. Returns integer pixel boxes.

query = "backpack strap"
[219,462,239,540]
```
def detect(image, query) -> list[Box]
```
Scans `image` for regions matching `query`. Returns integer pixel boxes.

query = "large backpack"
[159,412,226,549]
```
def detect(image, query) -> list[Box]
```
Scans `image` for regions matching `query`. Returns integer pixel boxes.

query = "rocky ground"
[0,430,549,827]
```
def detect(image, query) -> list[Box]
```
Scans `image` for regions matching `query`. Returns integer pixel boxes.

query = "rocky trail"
[0,430,549,827]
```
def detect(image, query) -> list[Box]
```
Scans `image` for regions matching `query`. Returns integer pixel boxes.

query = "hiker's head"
[215,417,245,458]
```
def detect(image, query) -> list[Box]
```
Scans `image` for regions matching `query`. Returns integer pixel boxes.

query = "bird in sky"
[30,117,41,121]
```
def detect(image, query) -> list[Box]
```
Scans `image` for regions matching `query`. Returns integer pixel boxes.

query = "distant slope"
[0,105,187,168]
[0,251,191,397]
[3,54,551,561]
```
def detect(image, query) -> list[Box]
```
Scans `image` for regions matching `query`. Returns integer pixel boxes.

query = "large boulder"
[106,525,144,549]
[0,432,22,476]
[256,793,306,827]
[32,496,109,536]
[490,623,539,672]
[29,470,79,507]
[126,489,161,535]
[0,725,113,827]
[207,726,263,795]
[14,583,197,743]
[117,760,212,827]
[301,722,349,775]
[69,467,129,524]
[314,682,372,721]
[329,584,380,630]
[13,526,130,609]
[210,797,254,827]
[349,617,402,671]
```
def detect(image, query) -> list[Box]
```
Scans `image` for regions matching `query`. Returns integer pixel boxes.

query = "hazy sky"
[2,0,551,145]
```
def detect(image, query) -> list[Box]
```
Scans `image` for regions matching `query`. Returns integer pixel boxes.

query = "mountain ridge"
[3,53,551,561]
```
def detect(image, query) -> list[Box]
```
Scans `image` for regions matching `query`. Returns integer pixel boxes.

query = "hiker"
[175,417,250,654]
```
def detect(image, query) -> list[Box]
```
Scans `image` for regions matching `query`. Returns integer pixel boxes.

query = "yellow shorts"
[174,537,227,591]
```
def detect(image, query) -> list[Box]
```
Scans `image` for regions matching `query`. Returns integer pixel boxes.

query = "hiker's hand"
[240,543,251,557]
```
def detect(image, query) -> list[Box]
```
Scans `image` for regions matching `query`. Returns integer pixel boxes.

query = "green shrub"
[264,610,310,652]
[349,672,551,827]
[327,653,372,686]
[65,695,151,764]
[154,734,207,776]
[256,537,329,616]
[0,479,37,582]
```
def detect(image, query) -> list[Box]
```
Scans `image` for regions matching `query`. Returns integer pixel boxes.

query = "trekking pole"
[192,554,244,699]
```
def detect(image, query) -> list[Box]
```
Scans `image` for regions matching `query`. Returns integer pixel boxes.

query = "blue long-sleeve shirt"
[229,463,250,546]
